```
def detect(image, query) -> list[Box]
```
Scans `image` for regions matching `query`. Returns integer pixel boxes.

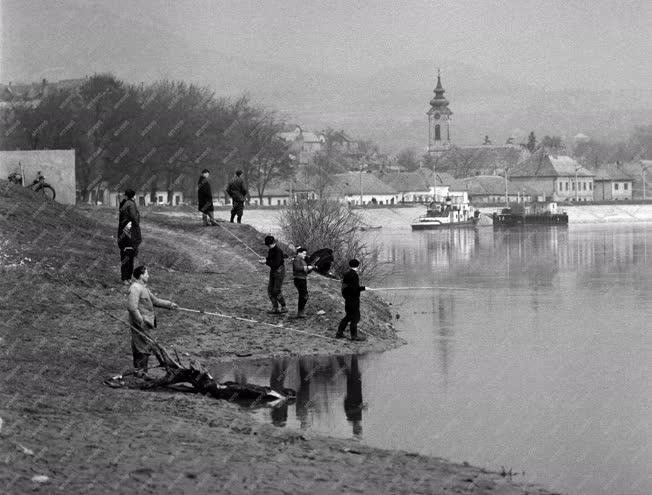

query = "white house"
[327,172,399,205]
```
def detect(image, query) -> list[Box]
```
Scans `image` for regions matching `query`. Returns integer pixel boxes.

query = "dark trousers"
[230,201,244,223]
[268,270,286,309]
[120,246,138,281]
[202,211,216,225]
[294,278,308,312]
[337,299,361,337]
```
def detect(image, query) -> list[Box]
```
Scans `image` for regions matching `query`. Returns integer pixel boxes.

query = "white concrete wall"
[0,149,75,204]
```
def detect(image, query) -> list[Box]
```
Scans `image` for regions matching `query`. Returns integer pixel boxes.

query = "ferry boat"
[492,201,568,226]
[411,193,479,230]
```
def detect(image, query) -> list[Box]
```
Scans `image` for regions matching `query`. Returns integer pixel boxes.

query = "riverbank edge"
[0,186,559,494]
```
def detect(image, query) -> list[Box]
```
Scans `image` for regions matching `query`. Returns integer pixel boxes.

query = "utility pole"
[359,163,364,205]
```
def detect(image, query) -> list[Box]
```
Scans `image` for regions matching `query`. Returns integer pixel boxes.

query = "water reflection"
[212,224,652,495]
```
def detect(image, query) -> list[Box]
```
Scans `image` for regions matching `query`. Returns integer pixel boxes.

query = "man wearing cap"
[259,235,288,314]
[292,247,314,318]
[197,169,218,226]
[117,189,142,284]
[336,259,367,341]
[226,170,248,223]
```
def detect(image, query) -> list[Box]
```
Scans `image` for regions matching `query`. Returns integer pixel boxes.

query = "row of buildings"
[73,149,652,208]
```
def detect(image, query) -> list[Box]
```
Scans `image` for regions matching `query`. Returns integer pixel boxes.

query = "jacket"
[341,268,365,300]
[117,198,142,247]
[197,176,214,213]
[226,177,248,202]
[292,257,312,280]
[127,281,174,329]
[266,245,286,272]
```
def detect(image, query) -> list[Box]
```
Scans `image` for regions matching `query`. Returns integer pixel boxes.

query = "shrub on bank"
[279,199,380,277]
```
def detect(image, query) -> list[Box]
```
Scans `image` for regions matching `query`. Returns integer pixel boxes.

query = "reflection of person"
[296,357,312,430]
[292,247,314,318]
[270,358,289,426]
[336,259,366,341]
[259,236,287,314]
[127,266,178,373]
[340,355,363,438]
[226,170,248,223]
[197,169,217,226]
[117,189,142,284]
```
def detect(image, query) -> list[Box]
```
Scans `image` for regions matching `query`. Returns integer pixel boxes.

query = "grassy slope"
[0,181,555,495]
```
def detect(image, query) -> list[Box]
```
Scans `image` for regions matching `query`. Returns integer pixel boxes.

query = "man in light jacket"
[127,265,178,373]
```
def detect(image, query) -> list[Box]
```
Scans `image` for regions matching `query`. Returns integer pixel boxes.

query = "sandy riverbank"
[1,183,557,494]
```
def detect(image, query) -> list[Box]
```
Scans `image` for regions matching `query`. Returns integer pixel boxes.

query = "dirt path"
[0,190,558,494]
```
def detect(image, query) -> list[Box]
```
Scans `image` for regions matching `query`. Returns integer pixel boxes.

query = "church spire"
[430,69,449,109]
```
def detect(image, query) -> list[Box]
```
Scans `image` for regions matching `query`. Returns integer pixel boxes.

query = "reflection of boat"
[411,194,479,230]
[492,201,568,226]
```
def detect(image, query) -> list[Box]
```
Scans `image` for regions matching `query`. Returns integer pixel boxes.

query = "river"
[210,221,652,495]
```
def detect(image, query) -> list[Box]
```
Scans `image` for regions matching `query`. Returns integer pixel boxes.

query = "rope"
[213,222,261,258]
[367,286,478,292]
[177,306,374,341]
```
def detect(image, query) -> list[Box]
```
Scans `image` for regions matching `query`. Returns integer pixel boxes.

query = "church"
[426,72,529,178]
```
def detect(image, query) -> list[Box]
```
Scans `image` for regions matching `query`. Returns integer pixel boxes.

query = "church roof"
[511,150,593,178]
[434,145,526,178]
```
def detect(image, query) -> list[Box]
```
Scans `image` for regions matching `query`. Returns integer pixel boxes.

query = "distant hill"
[2,0,651,153]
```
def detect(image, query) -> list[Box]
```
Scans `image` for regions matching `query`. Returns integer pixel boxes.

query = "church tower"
[427,70,452,155]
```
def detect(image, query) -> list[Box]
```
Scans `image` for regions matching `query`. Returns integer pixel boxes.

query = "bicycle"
[7,171,56,200]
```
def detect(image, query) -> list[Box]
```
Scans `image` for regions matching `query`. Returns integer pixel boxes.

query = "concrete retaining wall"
[0,149,76,204]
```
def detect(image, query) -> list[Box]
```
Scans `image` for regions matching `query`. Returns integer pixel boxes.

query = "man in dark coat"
[258,235,287,314]
[197,169,217,226]
[336,259,367,341]
[117,189,142,284]
[226,169,248,223]
[292,246,314,318]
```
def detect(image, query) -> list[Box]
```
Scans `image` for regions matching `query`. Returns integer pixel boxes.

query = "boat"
[492,201,568,226]
[411,194,479,230]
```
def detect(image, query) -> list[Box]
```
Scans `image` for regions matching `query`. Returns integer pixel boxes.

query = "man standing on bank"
[226,169,248,223]
[259,235,288,314]
[117,189,142,285]
[292,247,314,318]
[197,169,218,226]
[127,265,178,373]
[336,259,367,341]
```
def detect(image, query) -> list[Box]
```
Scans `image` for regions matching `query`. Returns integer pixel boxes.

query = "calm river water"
[212,223,652,495]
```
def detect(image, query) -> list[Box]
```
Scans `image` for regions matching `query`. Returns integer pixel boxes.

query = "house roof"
[511,150,593,178]
[329,172,397,196]
[375,171,430,192]
[592,163,635,181]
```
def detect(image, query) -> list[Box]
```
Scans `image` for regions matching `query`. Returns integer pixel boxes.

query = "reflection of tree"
[337,355,363,438]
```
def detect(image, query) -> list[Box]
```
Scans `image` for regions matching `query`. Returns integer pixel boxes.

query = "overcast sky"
[84,0,652,91]
[3,0,651,91]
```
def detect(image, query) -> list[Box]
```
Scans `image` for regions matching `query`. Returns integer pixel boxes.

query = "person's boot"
[267,307,281,315]
[351,334,367,342]
[296,310,306,318]
[279,306,288,314]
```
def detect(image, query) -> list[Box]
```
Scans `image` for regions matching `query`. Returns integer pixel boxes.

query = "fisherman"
[197,168,218,226]
[292,246,315,318]
[259,235,287,314]
[335,259,367,341]
[226,169,248,223]
[127,265,178,374]
[117,189,142,285]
